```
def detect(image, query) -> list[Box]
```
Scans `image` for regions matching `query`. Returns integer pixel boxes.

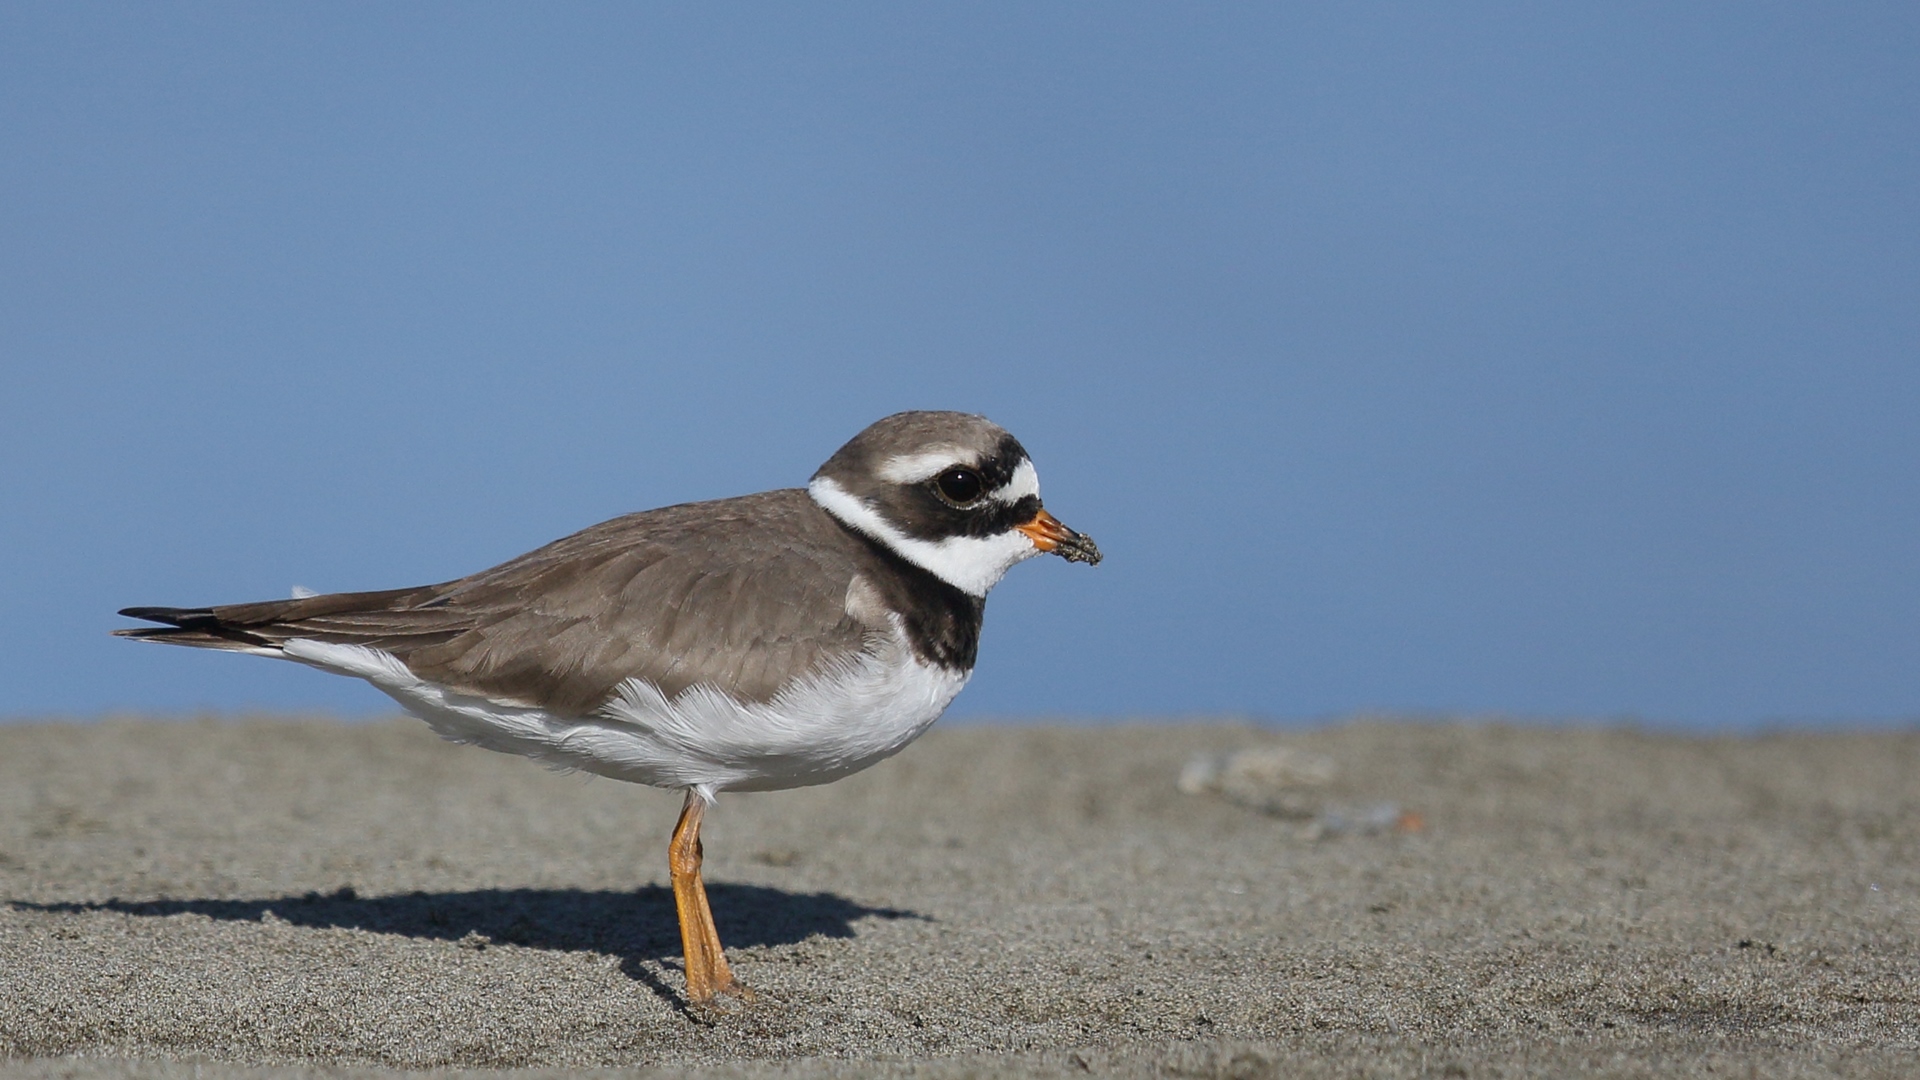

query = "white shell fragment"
[1178,744,1421,838]
[1177,745,1337,817]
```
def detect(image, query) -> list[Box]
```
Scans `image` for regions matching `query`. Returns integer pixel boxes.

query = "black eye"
[934,466,986,506]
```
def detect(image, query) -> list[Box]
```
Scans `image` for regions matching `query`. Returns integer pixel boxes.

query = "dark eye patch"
[934,467,986,506]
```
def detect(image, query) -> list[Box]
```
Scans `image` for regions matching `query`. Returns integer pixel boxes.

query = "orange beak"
[1016,508,1102,565]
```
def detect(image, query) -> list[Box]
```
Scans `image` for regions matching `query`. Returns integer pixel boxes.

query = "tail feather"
[114,606,279,651]
[118,606,210,624]
[113,584,452,654]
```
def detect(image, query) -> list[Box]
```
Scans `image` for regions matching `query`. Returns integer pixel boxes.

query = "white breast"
[281,621,967,801]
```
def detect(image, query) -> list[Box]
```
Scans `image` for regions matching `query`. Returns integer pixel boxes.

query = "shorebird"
[115,410,1101,1004]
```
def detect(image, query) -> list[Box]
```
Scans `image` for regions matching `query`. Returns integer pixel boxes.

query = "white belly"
[281,629,967,799]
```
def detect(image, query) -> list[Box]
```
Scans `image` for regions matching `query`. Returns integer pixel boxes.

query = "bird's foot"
[684,962,758,1009]
[710,972,757,1004]
[686,974,758,1014]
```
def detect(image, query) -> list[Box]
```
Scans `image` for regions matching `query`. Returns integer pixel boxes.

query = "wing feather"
[116,490,875,713]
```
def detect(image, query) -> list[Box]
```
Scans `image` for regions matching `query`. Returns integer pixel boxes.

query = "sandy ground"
[0,716,1916,1079]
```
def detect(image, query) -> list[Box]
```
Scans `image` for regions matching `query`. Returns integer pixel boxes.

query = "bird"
[115,410,1101,1005]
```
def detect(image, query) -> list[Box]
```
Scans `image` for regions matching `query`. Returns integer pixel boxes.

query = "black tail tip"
[117,606,212,626]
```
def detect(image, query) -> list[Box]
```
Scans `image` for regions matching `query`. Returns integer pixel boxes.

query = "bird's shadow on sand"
[15,884,925,1013]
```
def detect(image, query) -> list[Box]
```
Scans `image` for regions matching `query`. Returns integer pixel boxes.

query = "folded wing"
[116,491,874,715]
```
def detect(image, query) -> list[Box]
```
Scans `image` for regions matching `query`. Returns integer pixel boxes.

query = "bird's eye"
[933,467,986,506]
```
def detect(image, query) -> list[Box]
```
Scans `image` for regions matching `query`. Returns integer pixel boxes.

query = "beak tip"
[1017,510,1101,566]
[1056,533,1102,566]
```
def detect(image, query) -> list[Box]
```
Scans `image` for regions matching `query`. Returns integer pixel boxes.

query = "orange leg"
[669,789,755,1005]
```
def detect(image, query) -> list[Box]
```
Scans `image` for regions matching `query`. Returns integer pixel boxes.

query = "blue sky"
[3,3,1915,726]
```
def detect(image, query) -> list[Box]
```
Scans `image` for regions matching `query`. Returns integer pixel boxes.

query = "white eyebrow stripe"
[877,449,973,484]
[990,458,1041,505]
[879,452,1042,508]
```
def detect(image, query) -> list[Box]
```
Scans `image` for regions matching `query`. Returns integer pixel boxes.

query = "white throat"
[808,476,1040,597]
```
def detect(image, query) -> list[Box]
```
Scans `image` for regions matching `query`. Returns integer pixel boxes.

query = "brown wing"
[116,490,876,714]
